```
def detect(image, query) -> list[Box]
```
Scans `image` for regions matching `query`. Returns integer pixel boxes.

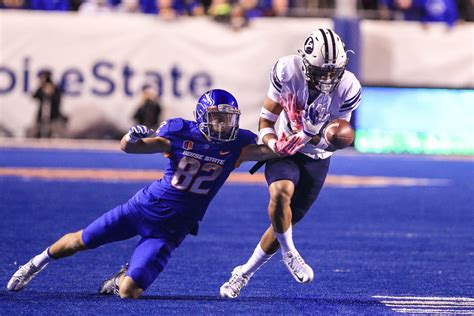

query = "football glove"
[301,103,330,137]
[280,94,303,133]
[268,132,305,156]
[127,125,154,143]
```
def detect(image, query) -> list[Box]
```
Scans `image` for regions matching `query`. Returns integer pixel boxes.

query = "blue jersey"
[141,118,256,222]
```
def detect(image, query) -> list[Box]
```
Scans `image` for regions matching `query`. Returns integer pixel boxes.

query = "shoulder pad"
[157,118,185,134]
[273,55,301,84]
[338,71,362,113]
[339,71,361,92]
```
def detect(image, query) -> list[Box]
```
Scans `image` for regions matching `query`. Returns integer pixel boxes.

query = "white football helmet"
[299,29,349,94]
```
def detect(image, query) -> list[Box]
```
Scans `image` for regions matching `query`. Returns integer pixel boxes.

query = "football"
[323,119,355,149]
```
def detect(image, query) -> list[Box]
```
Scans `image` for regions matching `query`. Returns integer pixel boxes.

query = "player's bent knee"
[269,181,294,206]
[269,190,292,207]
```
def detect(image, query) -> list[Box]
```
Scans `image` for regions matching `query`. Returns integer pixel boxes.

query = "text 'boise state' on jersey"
[145,118,256,222]
[268,55,362,160]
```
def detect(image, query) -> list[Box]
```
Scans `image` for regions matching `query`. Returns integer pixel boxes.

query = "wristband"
[260,108,279,122]
[258,127,277,143]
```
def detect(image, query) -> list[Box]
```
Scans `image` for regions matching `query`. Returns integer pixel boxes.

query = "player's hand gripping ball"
[322,119,354,149]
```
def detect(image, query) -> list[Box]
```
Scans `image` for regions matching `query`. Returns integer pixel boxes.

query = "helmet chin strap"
[306,77,339,94]
[198,122,212,142]
[201,132,212,142]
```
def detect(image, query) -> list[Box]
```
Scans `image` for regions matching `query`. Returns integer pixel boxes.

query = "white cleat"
[98,263,129,296]
[219,265,252,299]
[281,251,314,283]
[7,259,48,291]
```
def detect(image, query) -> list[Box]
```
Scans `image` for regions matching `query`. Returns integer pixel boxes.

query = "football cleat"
[219,265,252,299]
[98,263,129,296]
[7,259,48,292]
[281,251,314,283]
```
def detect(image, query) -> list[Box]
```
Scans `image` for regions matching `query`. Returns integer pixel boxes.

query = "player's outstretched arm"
[120,125,171,154]
[238,144,278,162]
[260,97,305,156]
[259,97,282,149]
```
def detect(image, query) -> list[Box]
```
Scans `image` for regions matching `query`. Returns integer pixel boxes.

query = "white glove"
[127,125,154,143]
[301,103,330,137]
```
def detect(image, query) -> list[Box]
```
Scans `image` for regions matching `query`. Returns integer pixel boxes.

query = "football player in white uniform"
[220,28,362,298]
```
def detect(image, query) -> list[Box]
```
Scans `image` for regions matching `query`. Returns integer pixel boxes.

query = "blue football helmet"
[195,89,240,142]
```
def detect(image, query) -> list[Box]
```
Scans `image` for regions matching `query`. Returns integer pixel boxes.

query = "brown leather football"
[323,119,355,149]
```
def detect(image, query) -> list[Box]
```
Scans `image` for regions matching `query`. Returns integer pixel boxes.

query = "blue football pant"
[82,196,187,290]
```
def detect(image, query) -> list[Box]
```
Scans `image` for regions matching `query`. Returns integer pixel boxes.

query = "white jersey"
[267,55,362,160]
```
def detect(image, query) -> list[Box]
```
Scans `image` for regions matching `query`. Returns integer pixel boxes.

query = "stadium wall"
[0,12,473,140]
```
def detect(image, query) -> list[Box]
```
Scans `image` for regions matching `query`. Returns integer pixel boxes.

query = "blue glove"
[127,125,154,143]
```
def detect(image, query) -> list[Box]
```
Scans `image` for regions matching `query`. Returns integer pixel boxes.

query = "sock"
[31,247,55,268]
[275,225,297,254]
[240,244,274,276]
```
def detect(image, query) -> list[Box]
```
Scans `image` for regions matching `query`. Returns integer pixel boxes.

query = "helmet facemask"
[302,56,346,94]
[196,104,240,142]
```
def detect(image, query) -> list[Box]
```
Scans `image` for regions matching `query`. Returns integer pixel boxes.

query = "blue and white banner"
[0,12,331,137]
[0,12,473,137]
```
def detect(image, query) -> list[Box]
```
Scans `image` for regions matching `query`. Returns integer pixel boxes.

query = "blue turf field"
[0,146,473,315]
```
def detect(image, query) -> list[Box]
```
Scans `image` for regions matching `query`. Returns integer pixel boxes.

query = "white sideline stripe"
[382,300,474,306]
[0,137,119,151]
[392,309,474,314]
[374,296,474,302]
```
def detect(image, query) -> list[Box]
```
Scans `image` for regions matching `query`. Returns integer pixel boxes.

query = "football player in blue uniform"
[6,89,281,299]
[220,29,362,298]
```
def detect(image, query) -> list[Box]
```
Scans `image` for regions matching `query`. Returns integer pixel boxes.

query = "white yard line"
[374,296,474,301]
[392,309,474,314]
[374,295,474,315]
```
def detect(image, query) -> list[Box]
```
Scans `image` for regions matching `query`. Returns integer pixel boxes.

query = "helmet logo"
[204,92,214,105]
[304,37,314,54]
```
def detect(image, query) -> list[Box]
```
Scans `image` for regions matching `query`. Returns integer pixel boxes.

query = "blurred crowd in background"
[1,0,473,29]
